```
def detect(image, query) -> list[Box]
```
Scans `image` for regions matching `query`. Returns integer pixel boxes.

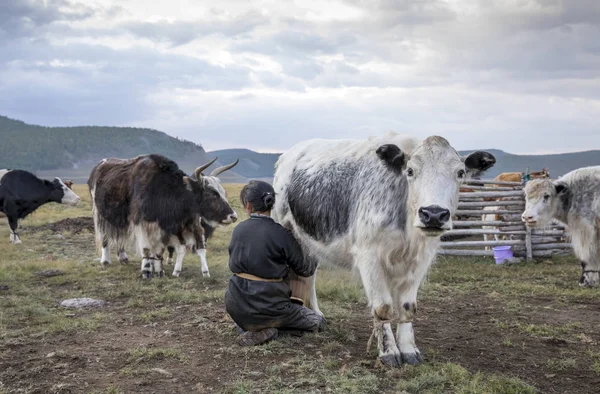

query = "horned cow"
[522,166,600,287]
[0,169,81,243]
[273,133,495,367]
[162,157,240,277]
[88,154,238,279]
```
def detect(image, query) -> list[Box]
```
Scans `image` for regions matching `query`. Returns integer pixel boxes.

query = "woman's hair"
[240,180,276,212]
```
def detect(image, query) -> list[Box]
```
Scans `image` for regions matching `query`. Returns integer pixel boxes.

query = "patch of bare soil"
[2,291,600,393]
[35,270,65,278]
[418,295,600,394]
[28,217,94,235]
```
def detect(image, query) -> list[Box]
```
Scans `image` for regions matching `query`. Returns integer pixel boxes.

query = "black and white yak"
[87,154,238,278]
[272,133,495,367]
[0,169,81,244]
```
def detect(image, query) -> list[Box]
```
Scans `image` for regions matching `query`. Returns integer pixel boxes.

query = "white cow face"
[201,176,238,226]
[53,178,81,206]
[188,159,240,227]
[522,179,565,228]
[377,136,496,237]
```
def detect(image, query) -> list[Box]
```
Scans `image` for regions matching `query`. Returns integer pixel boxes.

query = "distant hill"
[209,147,600,182]
[1,115,598,183]
[0,115,245,183]
[206,149,281,179]
[457,149,600,178]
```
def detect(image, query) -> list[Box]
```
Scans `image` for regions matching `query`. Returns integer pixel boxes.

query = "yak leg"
[118,248,129,264]
[356,250,402,367]
[483,232,491,251]
[153,247,165,278]
[394,268,428,366]
[99,236,112,265]
[196,247,210,278]
[306,270,324,317]
[140,248,153,279]
[579,241,600,287]
[166,246,175,265]
[172,244,186,277]
[135,226,155,279]
[7,214,21,244]
[192,230,209,277]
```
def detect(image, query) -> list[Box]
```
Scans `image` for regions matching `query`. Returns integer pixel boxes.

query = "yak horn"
[195,157,218,179]
[210,159,239,177]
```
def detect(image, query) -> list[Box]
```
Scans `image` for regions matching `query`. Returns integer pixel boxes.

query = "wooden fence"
[439,179,572,260]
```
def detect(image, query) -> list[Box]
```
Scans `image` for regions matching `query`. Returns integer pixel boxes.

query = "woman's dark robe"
[224,215,324,332]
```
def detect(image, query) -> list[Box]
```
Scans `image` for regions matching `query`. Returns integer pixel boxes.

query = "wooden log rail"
[441,178,571,261]
[462,179,523,186]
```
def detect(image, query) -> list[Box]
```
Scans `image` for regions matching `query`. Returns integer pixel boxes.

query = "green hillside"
[0,115,211,173]
[208,147,600,182]
[206,149,281,178]
[1,115,598,183]
[457,149,600,178]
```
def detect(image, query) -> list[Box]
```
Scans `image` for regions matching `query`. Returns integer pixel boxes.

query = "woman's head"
[240,180,276,214]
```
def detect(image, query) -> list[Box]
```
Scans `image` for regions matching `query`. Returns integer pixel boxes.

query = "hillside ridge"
[2,115,598,182]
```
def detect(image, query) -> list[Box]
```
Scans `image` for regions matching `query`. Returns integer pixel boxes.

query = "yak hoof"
[202,271,210,278]
[119,258,129,265]
[141,272,152,280]
[401,352,423,366]
[101,260,111,266]
[379,353,403,367]
[172,270,181,277]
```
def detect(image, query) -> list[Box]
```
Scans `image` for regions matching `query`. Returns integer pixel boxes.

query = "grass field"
[1,184,599,393]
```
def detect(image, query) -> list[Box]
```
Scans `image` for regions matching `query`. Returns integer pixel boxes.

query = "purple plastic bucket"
[493,246,513,264]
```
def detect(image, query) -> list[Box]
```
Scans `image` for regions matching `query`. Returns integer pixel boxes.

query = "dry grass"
[1,183,597,394]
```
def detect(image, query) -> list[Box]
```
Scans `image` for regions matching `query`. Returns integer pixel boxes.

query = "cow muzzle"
[416,205,451,235]
[63,195,81,206]
[579,271,600,288]
[221,212,238,224]
[521,213,537,227]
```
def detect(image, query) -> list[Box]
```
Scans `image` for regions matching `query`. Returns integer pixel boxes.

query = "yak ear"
[183,176,194,191]
[376,144,406,174]
[462,151,496,176]
[554,181,568,195]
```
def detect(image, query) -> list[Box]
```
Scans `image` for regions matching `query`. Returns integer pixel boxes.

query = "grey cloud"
[0,36,254,127]
[0,39,252,91]
[0,0,100,41]
[233,30,357,58]
[0,0,598,154]
[162,89,600,154]
[271,31,357,54]
[119,10,269,46]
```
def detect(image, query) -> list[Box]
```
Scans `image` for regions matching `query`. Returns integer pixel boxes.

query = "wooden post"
[526,227,533,261]
[439,177,571,259]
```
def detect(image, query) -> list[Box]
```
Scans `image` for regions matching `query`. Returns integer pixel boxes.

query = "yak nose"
[418,206,450,228]
[522,213,534,222]
[230,212,238,223]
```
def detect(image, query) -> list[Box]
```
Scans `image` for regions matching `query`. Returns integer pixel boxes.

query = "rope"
[365,319,412,353]
[144,256,163,261]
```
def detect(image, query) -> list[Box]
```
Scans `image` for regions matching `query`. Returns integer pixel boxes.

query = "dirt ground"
[3,294,600,393]
[2,214,600,393]
[28,217,95,235]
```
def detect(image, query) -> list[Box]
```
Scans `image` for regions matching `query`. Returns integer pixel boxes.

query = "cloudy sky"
[0,0,599,153]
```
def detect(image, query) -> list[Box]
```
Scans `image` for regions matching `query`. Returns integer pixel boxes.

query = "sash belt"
[235,272,283,283]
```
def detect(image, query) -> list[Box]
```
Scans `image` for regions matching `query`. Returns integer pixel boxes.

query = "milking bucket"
[492,246,513,264]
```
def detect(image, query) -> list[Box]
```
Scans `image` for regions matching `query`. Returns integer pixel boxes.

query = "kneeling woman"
[224,180,326,346]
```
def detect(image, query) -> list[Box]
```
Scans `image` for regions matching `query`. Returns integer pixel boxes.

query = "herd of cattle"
[0,133,598,367]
